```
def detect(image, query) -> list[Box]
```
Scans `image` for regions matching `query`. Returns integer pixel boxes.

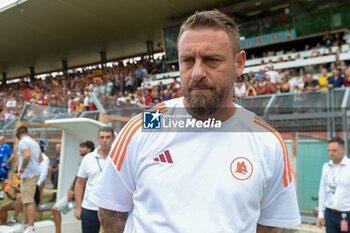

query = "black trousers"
[325,208,350,233]
[81,208,100,233]
[51,170,58,199]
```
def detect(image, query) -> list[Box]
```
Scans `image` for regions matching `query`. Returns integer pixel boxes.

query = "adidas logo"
[154,150,173,164]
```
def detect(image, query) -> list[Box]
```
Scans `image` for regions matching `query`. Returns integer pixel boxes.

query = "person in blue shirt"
[0,136,15,200]
[327,68,344,88]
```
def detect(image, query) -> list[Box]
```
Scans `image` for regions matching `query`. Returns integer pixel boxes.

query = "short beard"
[182,78,234,117]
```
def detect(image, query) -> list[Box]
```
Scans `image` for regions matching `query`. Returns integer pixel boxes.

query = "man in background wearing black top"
[304,73,320,91]
[51,141,94,233]
[49,143,61,202]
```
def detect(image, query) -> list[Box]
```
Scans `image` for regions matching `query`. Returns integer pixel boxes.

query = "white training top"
[318,156,350,218]
[91,97,301,232]
[37,153,50,186]
[77,147,107,211]
[17,136,41,178]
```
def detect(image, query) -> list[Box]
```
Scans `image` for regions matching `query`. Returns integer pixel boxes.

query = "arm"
[98,208,128,233]
[2,152,15,167]
[67,178,76,202]
[20,148,31,171]
[74,176,87,220]
[39,152,43,163]
[37,156,49,187]
[317,164,327,228]
[257,224,279,233]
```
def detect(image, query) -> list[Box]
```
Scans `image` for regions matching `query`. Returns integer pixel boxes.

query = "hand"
[1,163,6,167]
[16,172,22,180]
[67,189,74,202]
[316,218,325,228]
[74,207,82,220]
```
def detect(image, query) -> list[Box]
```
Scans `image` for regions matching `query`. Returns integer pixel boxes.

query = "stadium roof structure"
[0,0,246,79]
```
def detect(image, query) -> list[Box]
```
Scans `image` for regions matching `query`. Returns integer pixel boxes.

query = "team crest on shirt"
[230,157,253,181]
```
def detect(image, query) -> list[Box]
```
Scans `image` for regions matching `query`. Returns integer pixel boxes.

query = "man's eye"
[182,58,194,64]
[206,58,219,64]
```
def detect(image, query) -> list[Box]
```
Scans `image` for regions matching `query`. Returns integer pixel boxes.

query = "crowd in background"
[1,29,350,120]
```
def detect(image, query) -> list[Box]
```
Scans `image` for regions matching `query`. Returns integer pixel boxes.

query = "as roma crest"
[230,157,253,181]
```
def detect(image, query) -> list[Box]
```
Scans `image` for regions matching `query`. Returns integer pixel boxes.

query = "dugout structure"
[45,118,105,204]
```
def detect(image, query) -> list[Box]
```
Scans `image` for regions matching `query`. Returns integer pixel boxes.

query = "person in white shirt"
[35,140,50,221]
[317,137,350,232]
[343,28,350,44]
[12,126,43,233]
[51,140,95,233]
[265,65,280,84]
[234,79,246,98]
[74,127,115,233]
[92,10,300,233]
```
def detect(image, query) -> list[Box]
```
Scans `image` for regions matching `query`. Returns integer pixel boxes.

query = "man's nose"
[191,60,206,81]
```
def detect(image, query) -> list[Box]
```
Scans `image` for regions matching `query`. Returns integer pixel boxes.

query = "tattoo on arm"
[98,207,128,233]
[257,224,279,233]
[21,148,31,170]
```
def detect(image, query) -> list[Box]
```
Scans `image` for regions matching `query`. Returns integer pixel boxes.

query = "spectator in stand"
[255,69,265,83]
[143,90,152,106]
[344,67,350,87]
[304,73,320,91]
[334,54,342,69]
[170,77,181,89]
[319,67,332,90]
[327,68,344,88]
[265,65,280,84]
[76,99,87,112]
[287,73,304,92]
[171,88,182,99]
[162,89,172,101]
[151,91,161,105]
[332,33,344,46]
[323,30,333,48]
[234,79,246,98]
[343,28,350,44]
[124,72,134,92]
[261,76,277,94]
[245,81,258,96]
[278,75,290,93]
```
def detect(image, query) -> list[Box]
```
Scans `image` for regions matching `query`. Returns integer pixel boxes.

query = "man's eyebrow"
[180,53,224,58]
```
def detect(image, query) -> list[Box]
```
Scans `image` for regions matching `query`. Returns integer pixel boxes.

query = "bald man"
[0,136,15,200]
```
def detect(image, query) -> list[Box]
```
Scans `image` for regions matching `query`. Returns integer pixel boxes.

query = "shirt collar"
[329,156,350,166]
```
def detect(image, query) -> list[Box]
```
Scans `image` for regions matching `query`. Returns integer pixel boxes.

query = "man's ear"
[235,50,246,78]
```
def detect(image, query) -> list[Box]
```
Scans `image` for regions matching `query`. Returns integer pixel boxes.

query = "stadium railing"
[245,44,349,67]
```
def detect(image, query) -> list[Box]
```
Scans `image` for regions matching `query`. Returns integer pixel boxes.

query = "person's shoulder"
[248,113,284,148]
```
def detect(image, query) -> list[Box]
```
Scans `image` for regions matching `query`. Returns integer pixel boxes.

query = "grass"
[0,195,55,224]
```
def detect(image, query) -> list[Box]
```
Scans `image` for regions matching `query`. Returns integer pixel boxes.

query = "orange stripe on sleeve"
[254,117,293,183]
[110,115,142,164]
[253,119,289,188]
[117,121,143,171]
[113,115,142,165]
[116,108,168,171]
